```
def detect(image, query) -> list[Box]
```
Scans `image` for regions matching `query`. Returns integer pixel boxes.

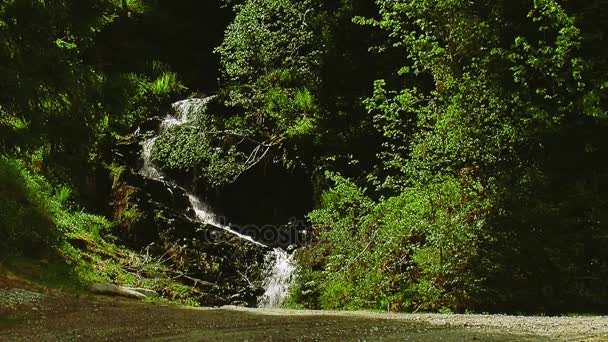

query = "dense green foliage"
[215,0,608,313]
[1,0,607,314]
[287,0,608,313]
[216,0,324,138]
[0,0,221,298]
[215,0,391,174]
[152,124,246,187]
[0,156,59,256]
[0,155,118,282]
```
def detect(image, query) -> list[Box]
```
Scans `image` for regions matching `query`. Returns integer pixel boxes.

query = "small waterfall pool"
[137,97,296,308]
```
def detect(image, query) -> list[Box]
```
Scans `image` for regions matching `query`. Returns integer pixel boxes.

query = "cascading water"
[188,194,267,248]
[161,97,211,130]
[140,137,163,180]
[138,96,262,244]
[138,96,295,307]
[258,248,296,308]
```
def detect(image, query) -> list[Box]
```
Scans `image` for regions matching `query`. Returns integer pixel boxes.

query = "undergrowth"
[0,155,200,305]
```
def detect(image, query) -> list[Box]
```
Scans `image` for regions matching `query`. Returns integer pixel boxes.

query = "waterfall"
[139,97,214,182]
[188,194,267,248]
[138,96,297,308]
[140,137,163,180]
[138,97,266,248]
[161,97,212,129]
[258,248,296,308]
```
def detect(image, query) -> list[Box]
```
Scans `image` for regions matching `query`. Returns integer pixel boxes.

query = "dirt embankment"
[1,279,607,341]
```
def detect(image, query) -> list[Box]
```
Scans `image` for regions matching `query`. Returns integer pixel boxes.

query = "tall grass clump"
[0,156,111,258]
[0,156,57,257]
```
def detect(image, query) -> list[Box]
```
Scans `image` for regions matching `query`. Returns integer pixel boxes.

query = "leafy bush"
[293,0,608,314]
[151,124,247,187]
[216,0,327,153]
[296,172,492,312]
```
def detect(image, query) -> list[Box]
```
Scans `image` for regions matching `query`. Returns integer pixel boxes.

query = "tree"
[294,0,608,313]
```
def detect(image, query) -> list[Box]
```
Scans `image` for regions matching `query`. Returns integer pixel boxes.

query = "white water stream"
[140,137,163,180]
[138,97,294,307]
[188,194,267,248]
[258,248,296,308]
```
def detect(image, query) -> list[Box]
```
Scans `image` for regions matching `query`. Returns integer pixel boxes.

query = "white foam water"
[187,194,267,248]
[258,248,295,308]
[140,137,163,180]
[160,97,214,129]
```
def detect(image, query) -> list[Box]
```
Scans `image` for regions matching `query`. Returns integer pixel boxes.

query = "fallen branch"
[90,283,158,300]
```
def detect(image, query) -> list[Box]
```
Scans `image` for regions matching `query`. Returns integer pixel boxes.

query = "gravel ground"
[0,289,45,309]
[1,283,607,341]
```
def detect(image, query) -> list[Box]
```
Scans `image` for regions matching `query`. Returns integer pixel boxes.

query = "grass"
[0,155,203,306]
[1,230,205,306]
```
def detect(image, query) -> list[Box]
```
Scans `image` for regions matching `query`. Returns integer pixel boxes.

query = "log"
[123,287,159,298]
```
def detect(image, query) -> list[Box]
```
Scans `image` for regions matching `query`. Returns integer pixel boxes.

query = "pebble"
[0,288,45,309]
